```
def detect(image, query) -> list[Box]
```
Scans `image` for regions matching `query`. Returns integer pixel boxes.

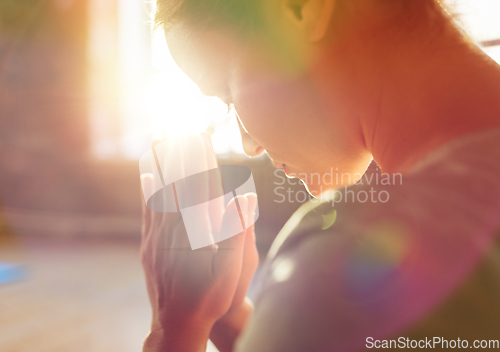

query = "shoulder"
[236,128,500,352]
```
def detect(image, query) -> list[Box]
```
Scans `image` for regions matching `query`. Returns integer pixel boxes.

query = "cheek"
[229,54,372,191]
[232,73,326,153]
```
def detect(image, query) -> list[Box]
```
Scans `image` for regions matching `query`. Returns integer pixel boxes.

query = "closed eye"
[200,88,233,106]
[200,87,233,109]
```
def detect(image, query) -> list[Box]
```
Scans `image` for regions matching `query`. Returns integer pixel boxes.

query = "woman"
[141,0,500,351]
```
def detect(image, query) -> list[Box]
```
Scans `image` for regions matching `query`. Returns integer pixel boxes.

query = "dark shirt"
[236,128,500,352]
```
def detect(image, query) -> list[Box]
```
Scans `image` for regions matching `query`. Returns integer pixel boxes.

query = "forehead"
[165,23,238,83]
[165,23,203,80]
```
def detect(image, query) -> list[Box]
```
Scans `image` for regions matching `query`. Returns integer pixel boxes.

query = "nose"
[237,118,265,158]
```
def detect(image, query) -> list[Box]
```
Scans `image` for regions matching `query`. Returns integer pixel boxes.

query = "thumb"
[244,192,258,229]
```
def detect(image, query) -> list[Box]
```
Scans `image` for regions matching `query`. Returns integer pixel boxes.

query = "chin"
[286,170,339,198]
[302,181,336,199]
[293,163,371,198]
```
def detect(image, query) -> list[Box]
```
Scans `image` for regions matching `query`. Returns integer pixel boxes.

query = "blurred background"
[0,0,499,351]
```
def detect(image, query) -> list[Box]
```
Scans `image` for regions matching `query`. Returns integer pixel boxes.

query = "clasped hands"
[140,135,258,352]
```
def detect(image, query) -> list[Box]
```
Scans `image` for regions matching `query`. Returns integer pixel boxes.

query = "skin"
[142,0,500,351]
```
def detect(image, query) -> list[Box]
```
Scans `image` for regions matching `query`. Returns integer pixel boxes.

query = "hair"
[154,0,454,39]
[154,0,265,35]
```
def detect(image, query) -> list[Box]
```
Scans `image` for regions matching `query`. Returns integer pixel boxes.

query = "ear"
[283,0,335,42]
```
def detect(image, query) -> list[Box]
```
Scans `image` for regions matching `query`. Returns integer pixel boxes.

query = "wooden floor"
[0,236,218,352]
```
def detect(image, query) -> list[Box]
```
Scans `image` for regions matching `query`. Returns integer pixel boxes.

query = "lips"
[273,161,285,169]
[273,161,292,176]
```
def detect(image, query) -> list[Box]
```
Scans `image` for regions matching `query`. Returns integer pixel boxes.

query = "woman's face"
[166,20,373,196]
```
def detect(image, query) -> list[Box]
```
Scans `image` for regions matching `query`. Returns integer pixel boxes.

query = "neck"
[314,1,500,174]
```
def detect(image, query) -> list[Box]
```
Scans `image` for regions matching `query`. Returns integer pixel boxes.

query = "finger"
[189,133,223,212]
[212,195,248,277]
[140,174,155,239]
[189,134,217,247]
[150,135,204,249]
[237,193,257,259]
[165,134,222,249]
[175,202,213,250]
[220,195,248,249]
[244,192,258,229]
[231,194,259,306]
[161,133,215,185]
[243,193,258,250]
